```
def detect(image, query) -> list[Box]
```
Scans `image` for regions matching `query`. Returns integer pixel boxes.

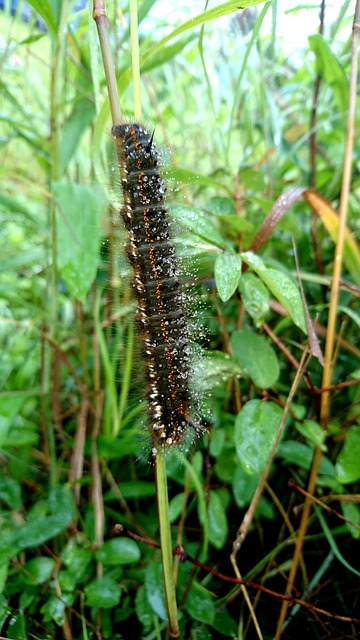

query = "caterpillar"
[112,123,200,448]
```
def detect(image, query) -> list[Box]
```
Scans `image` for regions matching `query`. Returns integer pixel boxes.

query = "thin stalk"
[155,448,180,639]
[46,0,71,488]
[92,5,180,636]
[118,320,134,428]
[129,0,142,121]
[275,4,360,636]
[93,0,122,124]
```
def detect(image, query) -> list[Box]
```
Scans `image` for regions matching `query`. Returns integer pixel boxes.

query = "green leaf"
[200,490,228,549]
[235,400,283,475]
[335,425,360,484]
[194,350,243,390]
[85,577,121,608]
[239,272,270,326]
[135,585,153,629]
[241,251,307,333]
[214,252,242,301]
[278,441,335,475]
[41,596,64,625]
[210,608,238,636]
[341,502,360,540]
[170,203,226,249]
[308,34,347,112]
[142,35,196,72]
[54,182,106,303]
[145,562,167,620]
[206,196,236,215]
[232,465,259,508]
[0,476,21,510]
[169,492,185,523]
[14,516,70,551]
[239,167,266,191]
[0,562,8,595]
[61,541,92,580]
[26,0,57,36]
[315,508,360,578]
[48,485,75,525]
[184,582,215,625]
[230,329,279,389]
[95,538,140,566]
[59,101,96,175]
[22,557,55,585]
[295,419,327,451]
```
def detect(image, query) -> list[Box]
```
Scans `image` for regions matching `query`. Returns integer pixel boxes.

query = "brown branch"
[114,524,360,627]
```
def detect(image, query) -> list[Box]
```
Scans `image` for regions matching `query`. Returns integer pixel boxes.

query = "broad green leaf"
[48,485,75,525]
[309,34,347,112]
[295,419,327,451]
[239,272,270,326]
[230,329,279,388]
[170,204,226,249]
[214,252,242,301]
[1,423,39,449]
[235,400,283,475]
[54,182,106,303]
[278,441,335,475]
[241,251,307,333]
[145,562,167,620]
[206,196,236,215]
[210,608,238,636]
[194,350,243,391]
[61,542,92,580]
[184,582,215,625]
[22,557,55,585]
[239,167,266,191]
[40,595,65,625]
[335,425,360,484]
[85,577,121,608]
[95,538,140,565]
[135,585,153,628]
[14,516,70,551]
[232,465,258,508]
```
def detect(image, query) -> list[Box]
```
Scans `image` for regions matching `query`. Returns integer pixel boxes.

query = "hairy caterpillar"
[112,123,201,448]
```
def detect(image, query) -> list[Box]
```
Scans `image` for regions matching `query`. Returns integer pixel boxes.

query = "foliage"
[1,0,360,638]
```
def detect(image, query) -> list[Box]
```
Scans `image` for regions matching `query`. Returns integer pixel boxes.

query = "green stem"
[155,448,180,639]
[118,320,134,427]
[129,0,142,121]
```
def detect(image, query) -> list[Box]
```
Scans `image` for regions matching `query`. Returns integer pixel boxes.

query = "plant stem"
[93,0,122,124]
[129,0,142,121]
[155,448,180,639]
[275,3,360,636]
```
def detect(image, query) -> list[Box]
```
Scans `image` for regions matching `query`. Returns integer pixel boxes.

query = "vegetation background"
[0,0,359,638]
